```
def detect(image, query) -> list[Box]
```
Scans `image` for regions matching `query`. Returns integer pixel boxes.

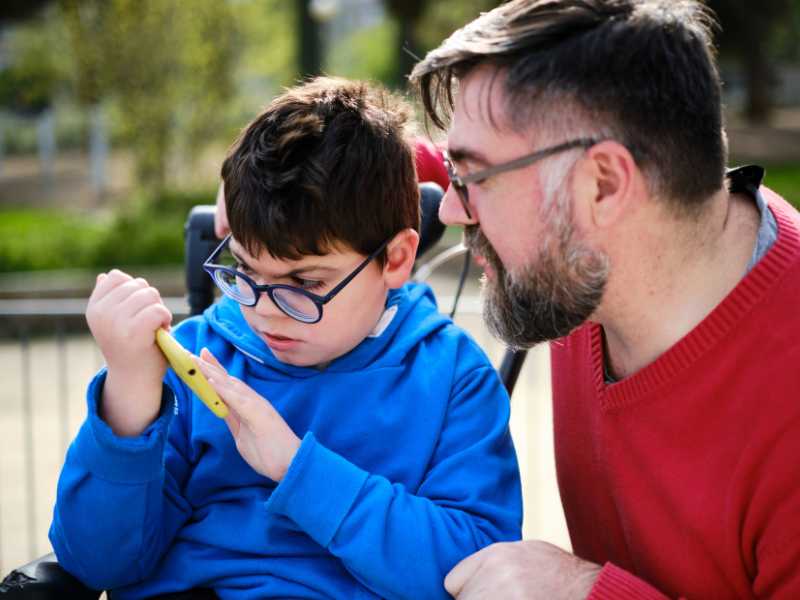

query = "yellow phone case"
[155,328,229,418]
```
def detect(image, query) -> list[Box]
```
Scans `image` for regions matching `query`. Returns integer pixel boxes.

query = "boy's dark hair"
[410,0,726,212]
[222,77,419,262]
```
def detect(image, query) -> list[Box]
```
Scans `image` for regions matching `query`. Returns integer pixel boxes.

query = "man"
[411,0,800,598]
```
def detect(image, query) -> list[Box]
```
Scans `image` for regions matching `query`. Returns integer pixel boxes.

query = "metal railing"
[0,298,189,574]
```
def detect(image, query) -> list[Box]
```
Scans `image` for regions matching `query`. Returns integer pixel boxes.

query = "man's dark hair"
[222,77,419,262]
[410,0,726,211]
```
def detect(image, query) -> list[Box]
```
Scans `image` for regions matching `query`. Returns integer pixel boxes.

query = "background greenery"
[1,0,799,274]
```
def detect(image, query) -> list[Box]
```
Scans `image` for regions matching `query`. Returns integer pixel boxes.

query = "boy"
[49,77,522,599]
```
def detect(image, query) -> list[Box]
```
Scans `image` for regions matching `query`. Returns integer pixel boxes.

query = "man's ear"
[382,228,420,289]
[573,140,637,229]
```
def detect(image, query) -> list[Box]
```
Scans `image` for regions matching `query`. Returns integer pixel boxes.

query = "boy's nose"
[253,293,283,318]
[439,184,477,226]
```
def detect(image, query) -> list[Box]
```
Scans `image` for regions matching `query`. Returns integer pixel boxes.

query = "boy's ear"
[382,228,420,289]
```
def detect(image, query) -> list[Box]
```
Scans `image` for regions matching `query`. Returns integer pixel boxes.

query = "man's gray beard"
[465,192,609,349]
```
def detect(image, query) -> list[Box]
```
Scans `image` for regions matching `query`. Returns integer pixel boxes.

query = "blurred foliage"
[763,164,800,205]
[708,0,800,122]
[416,0,501,57]
[56,0,241,192]
[3,0,800,275]
[329,19,397,83]
[0,12,69,114]
[0,187,216,272]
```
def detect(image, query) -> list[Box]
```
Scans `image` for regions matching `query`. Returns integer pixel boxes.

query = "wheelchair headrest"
[417,182,446,258]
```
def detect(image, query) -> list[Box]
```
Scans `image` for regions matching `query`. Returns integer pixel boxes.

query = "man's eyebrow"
[447,146,491,167]
[229,246,336,278]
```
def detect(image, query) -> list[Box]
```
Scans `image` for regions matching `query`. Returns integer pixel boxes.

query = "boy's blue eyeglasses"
[204,234,390,324]
[443,137,599,219]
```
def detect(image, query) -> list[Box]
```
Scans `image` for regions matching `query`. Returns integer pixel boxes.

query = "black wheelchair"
[0,182,527,599]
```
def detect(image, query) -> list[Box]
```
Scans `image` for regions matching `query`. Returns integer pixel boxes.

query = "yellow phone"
[155,328,229,418]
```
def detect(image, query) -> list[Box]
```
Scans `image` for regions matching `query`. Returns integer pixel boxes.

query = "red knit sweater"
[551,188,800,599]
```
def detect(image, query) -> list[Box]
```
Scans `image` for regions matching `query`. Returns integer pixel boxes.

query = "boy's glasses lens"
[272,288,320,323]
[214,269,257,305]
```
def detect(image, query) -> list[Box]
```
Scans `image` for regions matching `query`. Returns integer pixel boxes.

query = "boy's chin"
[266,342,343,369]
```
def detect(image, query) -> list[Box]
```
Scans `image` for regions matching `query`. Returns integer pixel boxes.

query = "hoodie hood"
[202,282,451,379]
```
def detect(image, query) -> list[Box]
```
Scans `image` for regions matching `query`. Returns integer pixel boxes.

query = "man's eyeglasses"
[203,234,390,324]
[443,138,599,218]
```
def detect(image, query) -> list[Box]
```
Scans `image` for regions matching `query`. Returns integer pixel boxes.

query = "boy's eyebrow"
[229,247,336,278]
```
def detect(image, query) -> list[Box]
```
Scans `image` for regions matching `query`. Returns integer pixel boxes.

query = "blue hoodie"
[50,282,522,599]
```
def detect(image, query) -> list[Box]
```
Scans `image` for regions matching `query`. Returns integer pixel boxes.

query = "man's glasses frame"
[443,138,599,218]
[203,234,390,324]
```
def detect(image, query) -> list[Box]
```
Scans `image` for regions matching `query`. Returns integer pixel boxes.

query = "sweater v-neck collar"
[589,167,800,409]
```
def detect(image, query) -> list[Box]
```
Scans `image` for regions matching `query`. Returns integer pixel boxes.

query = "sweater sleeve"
[588,563,673,600]
[265,365,522,600]
[48,370,194,591]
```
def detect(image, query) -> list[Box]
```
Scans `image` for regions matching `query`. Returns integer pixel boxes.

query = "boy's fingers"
[200,348,225,371]
[131,303,173,333]
[196,355,228,381]
[224,407,241,437]
[89,269,130,303]
[95,277,152,316]
[206,375,252,421]
[205,373,273,434]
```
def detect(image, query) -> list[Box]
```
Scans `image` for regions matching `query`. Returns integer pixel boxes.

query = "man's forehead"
[448,66,532,157]
[452,65,510,130]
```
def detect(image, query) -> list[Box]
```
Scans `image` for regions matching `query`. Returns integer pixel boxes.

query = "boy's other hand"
[197,348,301,481]
[86,269,172,436]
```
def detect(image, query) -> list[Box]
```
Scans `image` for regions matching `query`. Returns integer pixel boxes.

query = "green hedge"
[762,164,800,206]
[0,188,214,273]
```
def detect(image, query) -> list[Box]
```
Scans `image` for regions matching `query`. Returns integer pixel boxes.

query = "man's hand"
[197,348,301,481]
[86,269,172,436]
[445,540,601,600]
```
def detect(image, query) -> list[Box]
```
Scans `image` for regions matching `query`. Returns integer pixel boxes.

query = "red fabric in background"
[414,138,449,191]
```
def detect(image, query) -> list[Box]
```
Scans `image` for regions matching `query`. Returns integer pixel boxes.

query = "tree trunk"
[297,0,322,79]
[743,44,773,124]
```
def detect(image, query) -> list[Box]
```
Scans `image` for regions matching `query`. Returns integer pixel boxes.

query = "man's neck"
[597,188,761,380]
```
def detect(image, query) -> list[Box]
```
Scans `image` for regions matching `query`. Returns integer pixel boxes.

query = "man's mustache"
[464,226,499,267]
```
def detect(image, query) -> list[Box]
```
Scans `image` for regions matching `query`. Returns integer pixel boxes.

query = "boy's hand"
[197,348,301,481]
[86,269,172,436]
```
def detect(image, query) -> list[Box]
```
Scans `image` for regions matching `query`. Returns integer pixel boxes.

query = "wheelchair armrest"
[0,553,100,599]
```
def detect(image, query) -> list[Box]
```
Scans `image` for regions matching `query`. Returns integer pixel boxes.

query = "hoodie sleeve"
[265,361,522,600]
[48,370,194,591]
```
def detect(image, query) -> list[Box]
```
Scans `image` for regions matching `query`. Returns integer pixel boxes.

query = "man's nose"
[439,184,477,226]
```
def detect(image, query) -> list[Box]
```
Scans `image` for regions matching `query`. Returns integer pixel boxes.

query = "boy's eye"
[293,277,324,291]
[234,261,255,276]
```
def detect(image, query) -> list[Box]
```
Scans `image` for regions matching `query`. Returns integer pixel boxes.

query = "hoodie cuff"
[72,370,175,484]
[265,431,368,548]
[588,563,669,600]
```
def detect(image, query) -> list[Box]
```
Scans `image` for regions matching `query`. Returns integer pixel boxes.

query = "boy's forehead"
[229,236,356,268]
